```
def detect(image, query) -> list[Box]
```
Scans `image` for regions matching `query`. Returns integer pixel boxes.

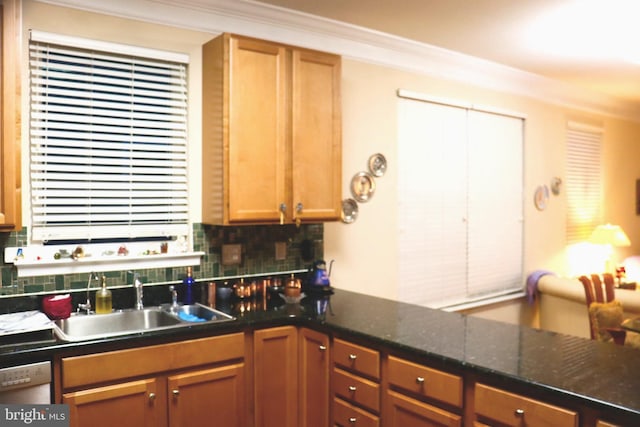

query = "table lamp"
[589,223,631,273]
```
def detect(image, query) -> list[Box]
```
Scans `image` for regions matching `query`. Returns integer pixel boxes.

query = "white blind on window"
[29,33,190,242]
[566,123,603,244]
[397,95,523,309]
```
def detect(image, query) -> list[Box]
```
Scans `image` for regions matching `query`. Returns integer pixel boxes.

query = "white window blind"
[29,31,190,242]
[566,122,603,244]
[397,93,523,309]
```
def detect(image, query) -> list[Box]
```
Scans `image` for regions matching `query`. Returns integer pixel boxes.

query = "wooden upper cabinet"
[202,33,341,225]
[0,0,22,231]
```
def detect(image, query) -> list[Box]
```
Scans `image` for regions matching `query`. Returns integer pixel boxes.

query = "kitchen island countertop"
[1,288,638,422]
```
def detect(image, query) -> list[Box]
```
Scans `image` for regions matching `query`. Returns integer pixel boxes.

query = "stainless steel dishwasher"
[0,361,51,403]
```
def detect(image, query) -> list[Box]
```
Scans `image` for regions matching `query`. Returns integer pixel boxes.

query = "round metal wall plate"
[341,198,358,223]
[351,171,376,202]
[368,153,387,177]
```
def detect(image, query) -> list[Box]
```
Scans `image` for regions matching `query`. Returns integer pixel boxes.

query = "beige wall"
[22,1,640,327]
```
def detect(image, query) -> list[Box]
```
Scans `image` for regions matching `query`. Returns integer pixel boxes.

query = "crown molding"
[35,0,640,122]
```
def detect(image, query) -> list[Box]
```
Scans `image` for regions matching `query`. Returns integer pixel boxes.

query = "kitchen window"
[397,90,524,309]
[28,31,190,243]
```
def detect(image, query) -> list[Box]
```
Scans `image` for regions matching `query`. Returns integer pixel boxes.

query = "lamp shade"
[589,224,631,247]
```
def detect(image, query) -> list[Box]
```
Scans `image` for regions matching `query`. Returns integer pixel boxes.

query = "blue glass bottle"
[183,266,195,304]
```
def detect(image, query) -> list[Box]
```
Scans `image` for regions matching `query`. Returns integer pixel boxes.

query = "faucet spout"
[78,272,99,314]
[134,273,144,310]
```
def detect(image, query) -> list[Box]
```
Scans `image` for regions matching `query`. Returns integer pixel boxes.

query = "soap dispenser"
[95,275,112,314]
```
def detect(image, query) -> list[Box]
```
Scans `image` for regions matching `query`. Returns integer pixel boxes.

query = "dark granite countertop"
[1,288,638,422]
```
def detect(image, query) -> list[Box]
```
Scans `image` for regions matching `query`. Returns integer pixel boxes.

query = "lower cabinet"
[58,333,245,427]
[167,363,245,427]
[474,382,579,427]
[56,326,626,427]
[63,378,160,427]
[253,326,299,427]
[299,328,330,427]
[253,326,331,427]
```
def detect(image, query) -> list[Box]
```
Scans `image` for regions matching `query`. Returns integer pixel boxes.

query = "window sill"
[8,252,205,278]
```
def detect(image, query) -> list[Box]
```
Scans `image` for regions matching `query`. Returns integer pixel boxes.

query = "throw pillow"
[588,300,624,343]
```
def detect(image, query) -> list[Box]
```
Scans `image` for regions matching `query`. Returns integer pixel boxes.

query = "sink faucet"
[169,285,179,313]
[134,273,144,310]
[78,272,99,314]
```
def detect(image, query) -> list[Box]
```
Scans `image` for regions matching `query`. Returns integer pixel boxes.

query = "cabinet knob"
[348,417,357,423]
[348,385,357,392]
[416,376,425,384]
[514,408,525,417]
[148,393,156,401]
[172,389,180,397]
[318,345,327,351]
[348,353,357,361]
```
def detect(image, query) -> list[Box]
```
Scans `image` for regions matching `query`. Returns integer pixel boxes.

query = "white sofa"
[537,274,640,338]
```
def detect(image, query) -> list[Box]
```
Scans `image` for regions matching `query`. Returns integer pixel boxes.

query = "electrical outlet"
[222,244,242,265]
[275,242,287,260]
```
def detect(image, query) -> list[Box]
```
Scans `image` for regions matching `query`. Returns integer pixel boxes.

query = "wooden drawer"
[475,383,578,427]
[333,338,380,380]
[387,355,463,408]
[62,333,245,389]
[333,397,379,427]
[333,367,380,413]
[386,389,462,427]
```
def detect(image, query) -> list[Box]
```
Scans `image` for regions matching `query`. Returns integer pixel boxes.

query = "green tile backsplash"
[0,223,323,296]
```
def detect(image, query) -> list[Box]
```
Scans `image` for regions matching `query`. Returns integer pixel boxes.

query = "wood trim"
[0,0,22,230]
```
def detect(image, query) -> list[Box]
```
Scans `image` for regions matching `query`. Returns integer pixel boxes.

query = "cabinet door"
[63,378,160,427]
[254,326,298,427]
[168,363,245,427]
[227,36,288,223]
[386,389,461,427]
[299,328,330,427]
[291,49,342,222]
[0,0,22,230]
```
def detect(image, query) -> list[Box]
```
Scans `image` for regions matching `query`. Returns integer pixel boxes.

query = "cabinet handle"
[318,345,327,351]
[416,376,425,384]
[348,417,357,423]
[348,353,357,361]
[295,203,303,227]
[148,393,156,401]
[172,389,180,397]
[348,385,357,392]
[514,408,525,417]
[279,203,287,225]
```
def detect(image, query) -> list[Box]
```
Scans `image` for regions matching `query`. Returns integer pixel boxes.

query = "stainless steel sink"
[53,304,234,342]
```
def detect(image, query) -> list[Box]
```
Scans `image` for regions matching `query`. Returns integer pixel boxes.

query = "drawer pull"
[319,345,327,351]
[515,408,525,417]
[348,385,357,392]
[148,393,156,401]
[172,389,180,397]
[349,417,357,423]
[348,353,357,361]
[416,376,425,384]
